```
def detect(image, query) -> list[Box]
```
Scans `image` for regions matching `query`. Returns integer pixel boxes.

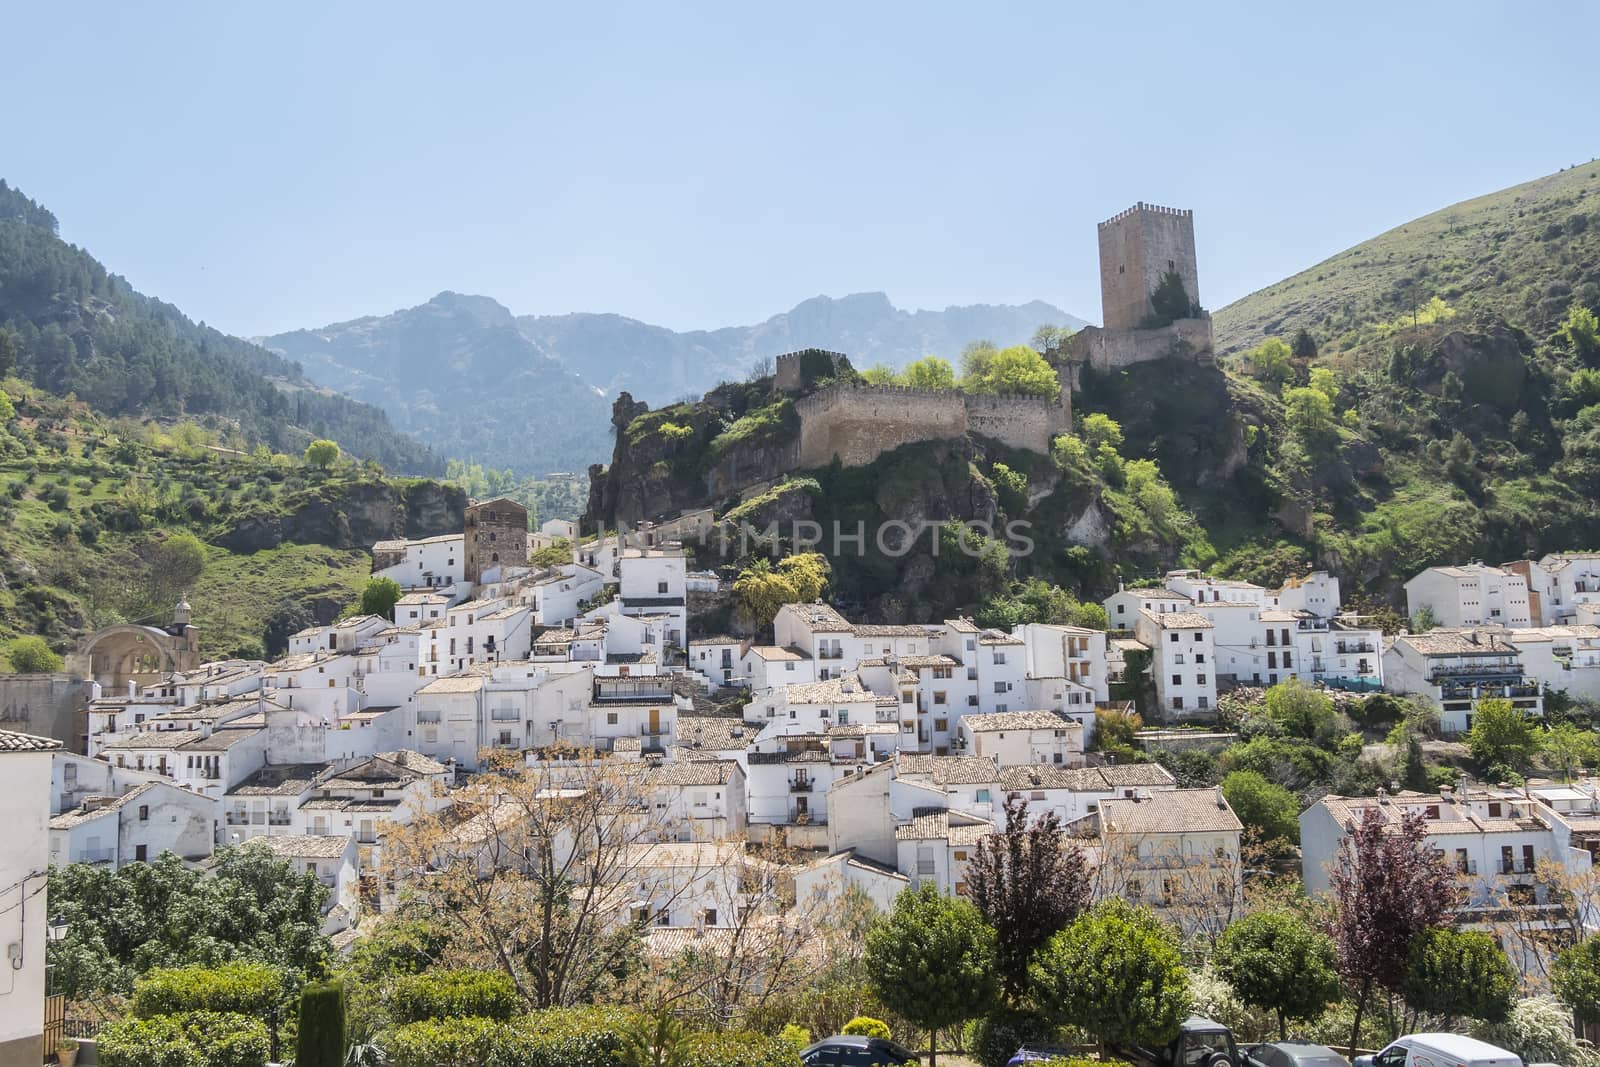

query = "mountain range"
[263,292,1084,475]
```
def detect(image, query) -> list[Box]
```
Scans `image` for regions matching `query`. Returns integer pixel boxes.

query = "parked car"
[1353,1034,1522,1067]
[1244,1041,1351,1067]
[1120,1017,1243,1067]
[800,1034,921,1065]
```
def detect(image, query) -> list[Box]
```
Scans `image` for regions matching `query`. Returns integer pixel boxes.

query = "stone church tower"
[1097,202,1201,331]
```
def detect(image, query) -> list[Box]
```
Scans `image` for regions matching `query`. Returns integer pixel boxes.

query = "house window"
[658,582,669,594]
[1172,674,1182,686]
[994,682,1007,694]
[607,712,619,725]
[703,908,717,926]
[976,789,992,803]
[993,652,1006,665]
[138,805,149,821]
[1170,633,1179,643]
[1197,674,1207,685]
[1199,695,1210,709]
[934,691,947,705]
[1195,653,1205,664]
[1171,697,1184,710]
[1194,632,1203,642]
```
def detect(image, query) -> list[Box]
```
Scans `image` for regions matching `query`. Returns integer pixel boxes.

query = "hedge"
[99,1011,270,1067]
[131,962,285,1019]
[387,969,520,1023]
[385,1010,797,1067]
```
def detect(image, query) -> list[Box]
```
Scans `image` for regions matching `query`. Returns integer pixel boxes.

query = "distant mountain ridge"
[517,291,1087,400]
[265,291,1085,476]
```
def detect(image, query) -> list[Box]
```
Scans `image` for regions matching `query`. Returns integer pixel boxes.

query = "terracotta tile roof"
[228,763,332,796]
[247,834,354,860]
[677,716,758,752]
[960,710,1076,732]
[783,603,853,633]
[1101,788,1243,835]
[896,754,998,786]
[0,730,62,752]
[647,759,740,787]
[1395,629,1520,655]
[895,808,994,844]
[1142,610,1214,629]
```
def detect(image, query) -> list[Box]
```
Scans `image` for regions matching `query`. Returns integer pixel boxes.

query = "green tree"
[304,439,341,471]
[1401,928,1516,1023]
[902,355,957,390]
[7,635,63,673]
[1079,413,1124,452]
[1467,698,1540,776]
[1264,679,1339,742]
[733,553,830,632]
[1221,770,1300,846]
[1285,387,1335,445]
[989,463,1029,514]
[864,883,998,1067]
[1051,433,1088,468]
[1214,911,1340,1038]
[0,391,13,422]
[1308,366,1339,404]
[1411,605,1438,633]
[295,980,348,1067]
[1290,328,1318,360]
[619,1011,691,1067]
[1552,937,1600,1026]
[357,576,404,619]
[962,344,1058,397]
[1248,338,1294,389]
[262,600,312,659]
[1559,303,1600,360]
[150,533,206,608]
[1542,722,1600,781]
[1030,898,1189,1049]
[0,328,16,377]
[841,1017,892,1039]
[1145,269,1200,327]
[860,364,900,386]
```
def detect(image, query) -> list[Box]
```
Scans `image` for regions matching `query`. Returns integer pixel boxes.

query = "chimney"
[1215,786,1227,809]
[1439,785,1453,804]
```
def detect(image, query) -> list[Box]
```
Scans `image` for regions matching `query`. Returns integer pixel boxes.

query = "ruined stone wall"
[1098,203,1200,331]
[796,385,1063,469]
[0,674,95,750]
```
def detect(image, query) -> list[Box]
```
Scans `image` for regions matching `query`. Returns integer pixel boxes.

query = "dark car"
[800,1035,920,1065]
[1245,1042,1351,1067]
[1120,1017,1243,1067]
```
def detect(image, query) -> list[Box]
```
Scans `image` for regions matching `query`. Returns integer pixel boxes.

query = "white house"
[1098,787,1244,929]
[1405,563,1533,629]
[223,762,331,843]
[49,780,216,867]
[1134,609,1218,719]
[618,547,687,648]
[996,762,1178,827]
[372,533,465,592]
[794,849,908,912]
[1383,629,1543,734]
[1503,625,1600,703]
[0,730,59,1067]
[742,645,816,691]
[956,710,1083,767]
[688,636,746,690]
[895,808,994,895]
[1506,553,1600,626]
[1104,586,1194,631]
[643,759,747,841]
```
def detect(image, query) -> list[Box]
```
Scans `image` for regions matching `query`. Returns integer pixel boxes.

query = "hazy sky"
[4,2,1596,338]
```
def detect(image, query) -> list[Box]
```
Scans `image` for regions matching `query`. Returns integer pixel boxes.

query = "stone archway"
[75,624,197,692]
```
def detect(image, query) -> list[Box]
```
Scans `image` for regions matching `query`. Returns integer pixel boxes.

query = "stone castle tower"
[1097,202,1200,331]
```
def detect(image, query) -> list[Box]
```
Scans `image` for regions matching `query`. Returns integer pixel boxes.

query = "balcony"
[79,847,115,865]
[268,814,293,827]
[818,649,845,661]
[789,778,814,792]
[225,812,250,826]
[1335,641,1376,655]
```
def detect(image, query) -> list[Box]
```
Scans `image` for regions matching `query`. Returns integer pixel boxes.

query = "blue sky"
[4,2,1596,337]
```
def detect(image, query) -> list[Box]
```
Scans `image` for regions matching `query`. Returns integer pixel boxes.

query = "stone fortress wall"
[795,383,1067,469]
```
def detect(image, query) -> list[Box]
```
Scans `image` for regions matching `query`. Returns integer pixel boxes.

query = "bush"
[385,1017,506,1067]
[517,1006,635,1066]
[132,962,285,1019]
[388,969,519,1023]
[682,1030,801,1067]
[779,1024,812,1053]
[99,1011,269,1067]
[841,1016,891,1040]
[1470,996,1590,1066]
[965,1008,1062,1067]
[6,635,63,673]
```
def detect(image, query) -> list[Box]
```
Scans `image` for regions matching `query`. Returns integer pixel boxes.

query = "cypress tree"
[295,979,347,1067]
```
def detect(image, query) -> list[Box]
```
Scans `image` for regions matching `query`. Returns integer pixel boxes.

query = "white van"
[1355,1035,1522,1067]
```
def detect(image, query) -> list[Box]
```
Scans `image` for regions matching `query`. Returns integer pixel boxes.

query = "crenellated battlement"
[1099,201,1193,228]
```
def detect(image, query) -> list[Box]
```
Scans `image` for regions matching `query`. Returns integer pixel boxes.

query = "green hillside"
[0,180,444,474]
[0,381,463,668]
[1214,163,1600,356]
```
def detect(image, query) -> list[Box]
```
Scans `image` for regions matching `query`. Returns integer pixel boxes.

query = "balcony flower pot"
[58,1040,79,1067]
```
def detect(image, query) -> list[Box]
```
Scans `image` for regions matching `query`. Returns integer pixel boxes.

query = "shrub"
[132,962,285,1019]
[682,1031,801,1067]
[841,1016,891,1040]
[99,1012,269,1067]
[965,1008,1061,1067]
[385,1017,505,1067]
[778,1024,812,1053]
[6,635,63,673]
[517,1006,635,1066]
[1470,996,1590,1066]
[388,969,519,1023]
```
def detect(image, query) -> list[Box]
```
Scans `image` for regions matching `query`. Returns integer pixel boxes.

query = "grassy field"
[1214,163,1600,356]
